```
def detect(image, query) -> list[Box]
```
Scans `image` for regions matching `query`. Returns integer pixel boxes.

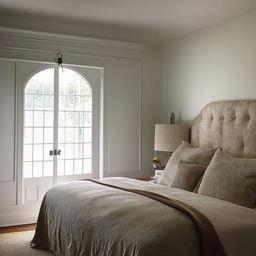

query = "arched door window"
[23,66,97,202]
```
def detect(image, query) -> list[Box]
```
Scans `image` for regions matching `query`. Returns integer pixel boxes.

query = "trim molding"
[0,27,145,59]
[0,203,40,227]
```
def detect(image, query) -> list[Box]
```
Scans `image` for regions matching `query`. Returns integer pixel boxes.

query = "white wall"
[161,10,256,123]
[0,28,163,226]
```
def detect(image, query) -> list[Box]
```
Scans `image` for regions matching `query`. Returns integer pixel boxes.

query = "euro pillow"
[198,149,256,208]
[158,142,217,187]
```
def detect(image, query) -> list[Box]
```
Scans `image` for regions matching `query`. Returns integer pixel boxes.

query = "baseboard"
[0,223,36,233]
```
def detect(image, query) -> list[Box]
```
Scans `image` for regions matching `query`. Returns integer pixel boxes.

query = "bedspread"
[31,177,256,256]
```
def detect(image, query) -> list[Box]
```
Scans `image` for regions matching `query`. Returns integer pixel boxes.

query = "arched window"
[23,67,93,182]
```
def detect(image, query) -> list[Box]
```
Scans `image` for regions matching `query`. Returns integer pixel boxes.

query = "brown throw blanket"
[85,179,226,256]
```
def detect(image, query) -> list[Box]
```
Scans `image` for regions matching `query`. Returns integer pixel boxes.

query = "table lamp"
[154,123,189,166]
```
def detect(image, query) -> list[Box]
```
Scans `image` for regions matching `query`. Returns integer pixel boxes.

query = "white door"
[16,62,101,204]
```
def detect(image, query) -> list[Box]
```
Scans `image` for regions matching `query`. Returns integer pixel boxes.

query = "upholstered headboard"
[191,100,256,158]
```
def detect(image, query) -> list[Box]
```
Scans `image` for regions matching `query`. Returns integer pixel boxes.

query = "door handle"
[54,149,61,156]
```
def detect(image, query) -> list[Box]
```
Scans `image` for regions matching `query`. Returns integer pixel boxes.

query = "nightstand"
[137,178,153,181]
[151,169,164,180]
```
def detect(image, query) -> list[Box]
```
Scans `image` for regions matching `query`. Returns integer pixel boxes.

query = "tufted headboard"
[191,100,256,158]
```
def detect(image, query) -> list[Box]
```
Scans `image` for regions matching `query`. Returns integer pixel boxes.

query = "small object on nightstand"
[152,157,161,169]
[151,169,164,181]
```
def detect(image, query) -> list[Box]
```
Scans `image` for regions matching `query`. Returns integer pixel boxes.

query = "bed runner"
[85,179,226,256]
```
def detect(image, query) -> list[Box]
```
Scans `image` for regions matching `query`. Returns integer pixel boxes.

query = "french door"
[17,62,101,204]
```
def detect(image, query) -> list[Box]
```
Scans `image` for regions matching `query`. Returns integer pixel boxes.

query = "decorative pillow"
[193,176,203,193]
[158,142,217,187]
[171,162,206,192]
[198,149,256,208]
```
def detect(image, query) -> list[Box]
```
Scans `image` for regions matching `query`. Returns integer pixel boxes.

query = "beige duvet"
[31,177,256,256]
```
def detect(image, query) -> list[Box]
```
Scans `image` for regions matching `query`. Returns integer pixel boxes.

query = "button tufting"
[244,114,250,120]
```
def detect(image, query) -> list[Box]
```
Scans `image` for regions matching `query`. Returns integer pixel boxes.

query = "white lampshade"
[154,124,190,152]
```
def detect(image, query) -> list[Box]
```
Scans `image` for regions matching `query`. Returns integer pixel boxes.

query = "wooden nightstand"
[151,169,163,180]
[137,169,164,182]
[137,178,153,181]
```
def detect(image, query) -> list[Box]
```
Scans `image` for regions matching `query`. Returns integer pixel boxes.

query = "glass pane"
[65,128,74,143]
[34,111,44,127]
[57,160,64,175]
[83,143,92,158]
[24,145,32,161]
[34,144,43,161]
[74,112,83,127]
[34,95,44,110]
[74,96,83,111]
[74,128,83,143]
[84,128,91,142]
[73,81,80,95]
[45,95,53,110]
[44,128,53,143]
[59,69,74,95]
[66,112,74,127]
[34,128,43,143]
[84,159,91,174]
[44,144,53,161]
[44,111,53,127]
[65,144,74,159]
[59,111,65,127]
[65,96,74,110]
[80,81,91,96]
[33,162,43,177]
[44,161,53,177]
[25,68,54,95]
[65,160,73,175]
[74,144,83,159]
[58,128,65,143]
[24,128,33,144]
[24,95,34,110]
[24,111,33,127]
[83,96,92,111]
[84,112,92,127]
[43,68,54,93]
[74,159,83,174]
[59,96,65,111]
[65,80,74,96]
[23,162,33,178]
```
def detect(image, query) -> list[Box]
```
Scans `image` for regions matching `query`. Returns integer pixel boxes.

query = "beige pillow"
[171,162,206,192]
[158,142,217,187]
[198,149,256,208]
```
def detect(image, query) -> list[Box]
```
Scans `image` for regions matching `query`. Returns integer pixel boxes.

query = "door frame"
[16,61,103,205]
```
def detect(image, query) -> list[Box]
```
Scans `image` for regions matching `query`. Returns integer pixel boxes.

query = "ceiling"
[0,0,255,44]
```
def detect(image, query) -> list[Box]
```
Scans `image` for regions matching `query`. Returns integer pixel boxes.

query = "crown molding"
[0,27,145,59]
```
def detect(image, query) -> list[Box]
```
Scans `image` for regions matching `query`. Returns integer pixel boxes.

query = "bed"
[31,101,256,256]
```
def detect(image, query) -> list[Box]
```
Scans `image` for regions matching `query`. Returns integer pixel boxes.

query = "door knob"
[54,149,61,155]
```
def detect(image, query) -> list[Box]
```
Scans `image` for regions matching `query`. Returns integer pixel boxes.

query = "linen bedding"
[31,177,256,256]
